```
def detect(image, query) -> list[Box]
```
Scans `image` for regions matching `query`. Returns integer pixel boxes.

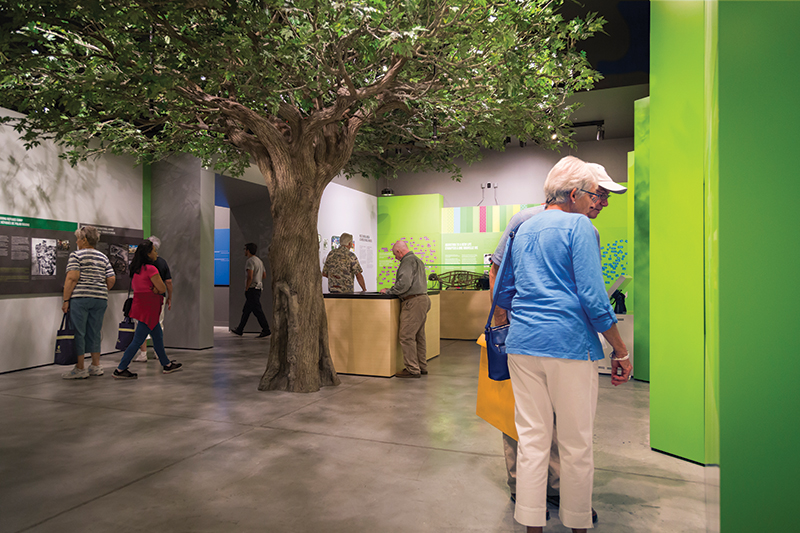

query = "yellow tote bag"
[475,334,518,440]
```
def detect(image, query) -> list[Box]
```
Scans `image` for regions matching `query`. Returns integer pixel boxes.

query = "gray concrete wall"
[151,155,214,349]
[229,200,274,333]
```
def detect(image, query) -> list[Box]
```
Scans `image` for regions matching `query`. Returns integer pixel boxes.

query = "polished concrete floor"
[1,330,710,533]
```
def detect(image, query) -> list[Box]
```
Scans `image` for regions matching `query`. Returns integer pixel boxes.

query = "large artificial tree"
[0,0,602,392]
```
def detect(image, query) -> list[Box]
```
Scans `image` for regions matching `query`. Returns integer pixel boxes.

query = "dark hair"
[130,240,155,276]
[244,242,257,255]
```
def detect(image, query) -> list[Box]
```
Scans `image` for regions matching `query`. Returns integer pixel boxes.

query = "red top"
[130,264,164,329]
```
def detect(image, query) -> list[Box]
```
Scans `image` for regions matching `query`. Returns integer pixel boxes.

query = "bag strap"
[60,310,72,330]
[485,231,515,330]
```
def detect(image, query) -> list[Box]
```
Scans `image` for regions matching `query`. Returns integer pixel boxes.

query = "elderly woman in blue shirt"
[503,156,632,533]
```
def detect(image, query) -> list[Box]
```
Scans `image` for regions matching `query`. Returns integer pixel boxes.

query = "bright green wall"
[376,194,442,291]
[650,1,707,463]
[633,97,651,382]
[718,2,800,530]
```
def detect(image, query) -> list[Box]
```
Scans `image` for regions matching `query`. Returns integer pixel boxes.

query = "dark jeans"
[236,288,270,333]
[119,321,170,370]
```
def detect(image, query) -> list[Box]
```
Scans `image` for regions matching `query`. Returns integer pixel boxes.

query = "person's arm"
[150,271,167,294]
[106,275,116,290]
[600,323,632,385]
[488,262,508,326]
[356,272,366,292]
[571,217,631,384]
[262,270,266,280]
[62,270,80,313]
[165,279,173,310]
[245,268,254,291]
[382,259,413,295]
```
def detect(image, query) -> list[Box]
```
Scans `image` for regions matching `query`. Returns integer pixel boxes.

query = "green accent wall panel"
[650,1,707,463]
[377,194,442,291]
[717,2,800,530]
[633,97,651,382]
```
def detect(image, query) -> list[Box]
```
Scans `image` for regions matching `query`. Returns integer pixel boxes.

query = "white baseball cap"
[588,163,627,193]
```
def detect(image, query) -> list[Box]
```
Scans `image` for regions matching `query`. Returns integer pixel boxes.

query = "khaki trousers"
[509,353,598,529]
[398,295,430,374]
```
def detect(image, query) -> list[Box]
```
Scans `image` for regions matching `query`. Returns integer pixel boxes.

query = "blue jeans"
[69,297,108,356]
[118,321,170,370]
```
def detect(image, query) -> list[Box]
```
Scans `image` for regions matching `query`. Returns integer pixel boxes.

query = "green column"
[717,2,800,530]
[649,1,708,464]
[633,97,651,382]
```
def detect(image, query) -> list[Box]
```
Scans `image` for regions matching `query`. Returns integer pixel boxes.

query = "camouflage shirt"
[322,246,363,293]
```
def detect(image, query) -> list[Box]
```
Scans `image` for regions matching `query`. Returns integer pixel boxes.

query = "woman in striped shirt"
[61,226,116,379]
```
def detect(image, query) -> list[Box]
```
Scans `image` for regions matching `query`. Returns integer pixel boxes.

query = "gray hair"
[148,235,161,251]
[339,233,353,248]
[75,226,100,247]
[543,156,598,205]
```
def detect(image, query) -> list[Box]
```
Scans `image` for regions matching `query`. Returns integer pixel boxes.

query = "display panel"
[0,214,142,295]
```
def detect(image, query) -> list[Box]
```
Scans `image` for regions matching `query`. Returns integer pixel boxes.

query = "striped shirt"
[66,249,115,300]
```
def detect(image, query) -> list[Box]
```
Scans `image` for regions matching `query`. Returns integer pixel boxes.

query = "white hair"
[148,235,161,250]
[543,156,598,205]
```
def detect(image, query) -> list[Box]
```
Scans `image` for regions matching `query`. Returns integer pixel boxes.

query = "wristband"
[63,300,70,303]
[611,354,629,361]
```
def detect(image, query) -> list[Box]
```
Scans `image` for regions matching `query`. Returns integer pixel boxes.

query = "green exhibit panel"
[376,194,443,291]
[633,97,651,382]
[650,0,708,464]
[591,184,632,296]
[717,2,800,530]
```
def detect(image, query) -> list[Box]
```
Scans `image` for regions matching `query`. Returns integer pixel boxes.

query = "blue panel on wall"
[214,228,230,286]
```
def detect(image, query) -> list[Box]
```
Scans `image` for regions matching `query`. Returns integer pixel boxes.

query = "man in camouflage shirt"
[322,233,367,293]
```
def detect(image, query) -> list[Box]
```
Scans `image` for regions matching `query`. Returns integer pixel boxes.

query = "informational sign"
[0,214,142,295]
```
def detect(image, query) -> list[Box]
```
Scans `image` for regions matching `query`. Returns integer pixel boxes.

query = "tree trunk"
[257,165,341,393]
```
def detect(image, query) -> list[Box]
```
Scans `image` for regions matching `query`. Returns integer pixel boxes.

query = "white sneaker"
[62,366,89,379]
[132,351,148,362]
[88,364,104,376]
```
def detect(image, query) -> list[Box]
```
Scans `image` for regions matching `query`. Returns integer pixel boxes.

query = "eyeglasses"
[579,189,610,202]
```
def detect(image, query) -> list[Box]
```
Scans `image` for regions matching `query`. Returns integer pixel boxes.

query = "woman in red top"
[114,240,182,379]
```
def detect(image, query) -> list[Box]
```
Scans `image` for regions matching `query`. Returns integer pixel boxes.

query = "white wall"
[0,108,142,372]
[318,183,378,292]
[385,138,633,207]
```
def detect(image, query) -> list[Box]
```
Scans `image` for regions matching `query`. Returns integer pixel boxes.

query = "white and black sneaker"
[162,361,182,374]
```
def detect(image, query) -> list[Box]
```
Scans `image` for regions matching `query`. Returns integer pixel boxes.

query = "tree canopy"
[0,0,603,181]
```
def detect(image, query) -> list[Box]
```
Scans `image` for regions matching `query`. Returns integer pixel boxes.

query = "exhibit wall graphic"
[376,194,442,291]
[318,182,378,292]
[441,204,539,277]
[0,215,142,295]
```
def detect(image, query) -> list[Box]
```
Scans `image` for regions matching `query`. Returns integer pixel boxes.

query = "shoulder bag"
[484,232,517,381]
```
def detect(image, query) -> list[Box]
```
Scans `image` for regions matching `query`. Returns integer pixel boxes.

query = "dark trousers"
[237,288,270,333]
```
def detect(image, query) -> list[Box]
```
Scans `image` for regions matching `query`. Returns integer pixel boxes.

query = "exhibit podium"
[324,291,440,377]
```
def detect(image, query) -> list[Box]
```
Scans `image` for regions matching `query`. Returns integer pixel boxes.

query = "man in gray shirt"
[380,240,430,378]
[231,242,271,338]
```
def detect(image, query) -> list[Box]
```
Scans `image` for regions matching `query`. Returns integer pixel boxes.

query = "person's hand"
[611,353,633,386]
[380,288,388,294]
[61,301,69,314]
[152,286,161,294]
[166,297,172,311]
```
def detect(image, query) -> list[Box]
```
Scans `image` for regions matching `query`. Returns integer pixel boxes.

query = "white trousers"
[508,353,599,529]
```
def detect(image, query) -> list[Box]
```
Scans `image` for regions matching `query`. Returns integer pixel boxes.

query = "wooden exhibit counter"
[323,292,440,377]
[439,289,491,340]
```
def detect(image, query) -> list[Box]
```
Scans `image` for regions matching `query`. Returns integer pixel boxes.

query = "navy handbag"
[54,311,78,366]
[115,317,136,351]
[484,232,517,381]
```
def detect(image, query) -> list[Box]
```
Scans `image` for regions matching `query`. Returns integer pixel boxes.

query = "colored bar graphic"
[479,206,487,232]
